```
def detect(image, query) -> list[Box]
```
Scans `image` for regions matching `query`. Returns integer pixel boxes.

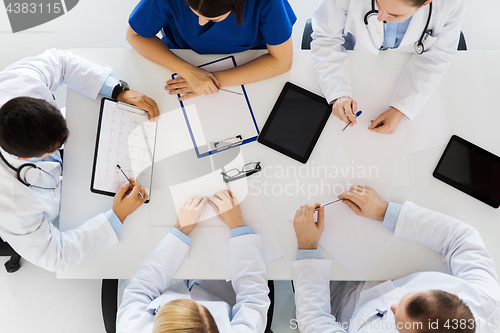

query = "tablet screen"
[258,82,331,163]
[433,135,500,208]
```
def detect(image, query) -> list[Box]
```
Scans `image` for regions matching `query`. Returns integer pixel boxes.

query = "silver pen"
[116,164,144,199]
[220,88,243,96]
[315,199,342,211]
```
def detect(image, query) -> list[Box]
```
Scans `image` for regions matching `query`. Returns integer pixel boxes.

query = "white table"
[58,49,500,280]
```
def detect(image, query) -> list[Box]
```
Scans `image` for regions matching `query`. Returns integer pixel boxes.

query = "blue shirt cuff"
[99,75,119,98]
[230,226,253,238]
[170,227,192,246]
[382,202,403,230]
[296,249,323,260]
[104,209,124,233]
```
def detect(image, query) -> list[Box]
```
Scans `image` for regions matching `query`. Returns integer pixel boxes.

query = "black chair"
[301,19,314,50]
[101,279,119,333]
[102,279,275,333]
[458,31,467,51]
[301,18,467,51]
[0,239,21,273]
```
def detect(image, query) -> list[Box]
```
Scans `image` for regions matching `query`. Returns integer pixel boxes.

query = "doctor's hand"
[332,96,359,126]
[293,203,325,250]
[117,89,160,121]
[368,107,405,134]
[208,190,246,229]
[338,185,388,221]
[165,67,220,101]
[174,196,209,236]
[112,177,148,223]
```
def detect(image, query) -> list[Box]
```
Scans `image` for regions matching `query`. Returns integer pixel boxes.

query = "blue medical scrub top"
[129,0,297,54]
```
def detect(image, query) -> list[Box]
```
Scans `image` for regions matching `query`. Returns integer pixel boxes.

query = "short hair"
[0,97,69,158]
[153,298,220,333]
[406,290,475,333]
[184,0,247,25]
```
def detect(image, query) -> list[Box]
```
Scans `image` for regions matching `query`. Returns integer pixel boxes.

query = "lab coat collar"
[0,146,21,168]
[401,0,436,44]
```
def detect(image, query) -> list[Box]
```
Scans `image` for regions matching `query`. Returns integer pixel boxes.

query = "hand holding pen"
[332,96,359,126]
[113,165,148,223]
[117,164,144,199]
[368,107,405,134]
[342,111,363,131]
[293,203,325,250]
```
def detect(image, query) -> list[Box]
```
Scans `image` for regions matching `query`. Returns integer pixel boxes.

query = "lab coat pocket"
[422,35,438,51]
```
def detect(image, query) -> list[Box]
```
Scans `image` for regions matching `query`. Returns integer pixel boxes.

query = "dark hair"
[185,0,247,25]
[404,0,430,7]
[406,290,475,333]
[0,97,69,158]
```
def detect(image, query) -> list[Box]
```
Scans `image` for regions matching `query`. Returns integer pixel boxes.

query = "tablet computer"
[257,82,331,164]
[433,135,500,208]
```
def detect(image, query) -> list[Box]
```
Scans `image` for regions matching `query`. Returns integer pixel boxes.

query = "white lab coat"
[293,202,500,333]
[116,232,270,333]
[0,49,119,272]
[311,0,465,120]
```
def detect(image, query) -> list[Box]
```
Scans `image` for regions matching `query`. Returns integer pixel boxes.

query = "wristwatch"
[111,80,130,100]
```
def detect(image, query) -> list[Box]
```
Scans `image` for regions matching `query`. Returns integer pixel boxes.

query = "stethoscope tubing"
[0,150,59,190]
[364,0,432,55]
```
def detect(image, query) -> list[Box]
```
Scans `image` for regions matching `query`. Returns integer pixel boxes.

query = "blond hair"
[152,298,220,333]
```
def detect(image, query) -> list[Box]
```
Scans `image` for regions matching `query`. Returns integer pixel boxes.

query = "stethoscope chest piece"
[414,41,424,55]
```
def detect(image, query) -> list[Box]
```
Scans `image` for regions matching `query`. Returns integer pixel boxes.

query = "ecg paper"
[93,100,157,197]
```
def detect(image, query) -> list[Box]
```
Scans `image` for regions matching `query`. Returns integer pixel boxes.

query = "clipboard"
[173,56,259,158]
[90,98,158,203]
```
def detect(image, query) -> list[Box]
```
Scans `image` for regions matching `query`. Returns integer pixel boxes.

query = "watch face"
[119,80,130,90]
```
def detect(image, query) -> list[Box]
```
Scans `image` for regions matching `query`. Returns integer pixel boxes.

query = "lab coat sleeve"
[311,0,352,103]
[229,234,270,333]
[292,259,347,333]
[116,233,189,333]
[390,0,466,119]
[3,49,110,99]
[0,212,118,272]
[395,201,500,302]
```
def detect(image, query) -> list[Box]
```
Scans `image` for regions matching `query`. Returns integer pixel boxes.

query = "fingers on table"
[143,95,160,120]
[343,199,362,214]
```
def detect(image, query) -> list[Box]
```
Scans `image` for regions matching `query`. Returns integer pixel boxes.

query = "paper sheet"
[93,100,157,196]
[288,177,396,278]
[177,57,259,156]
[202,194,284,281]
[369,69,451,154]
[392,153,409,187]
[320,98,407,198]
[167,152,250,223]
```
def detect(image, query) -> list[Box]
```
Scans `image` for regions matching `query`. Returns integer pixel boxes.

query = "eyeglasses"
[221,162,261,183]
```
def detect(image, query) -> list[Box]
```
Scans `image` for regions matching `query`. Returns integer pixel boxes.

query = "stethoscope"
[364,0,432,55]
[0,150,62,190]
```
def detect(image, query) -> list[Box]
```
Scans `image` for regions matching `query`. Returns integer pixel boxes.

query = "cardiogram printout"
[91,98,157,201]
